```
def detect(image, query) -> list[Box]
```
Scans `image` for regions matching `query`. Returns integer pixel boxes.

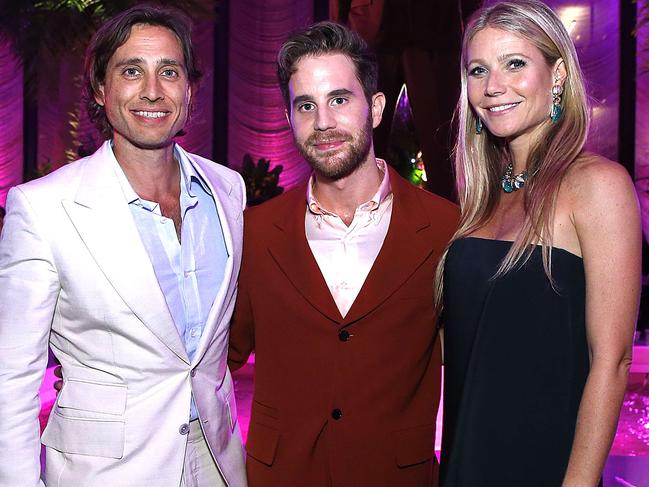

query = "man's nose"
[140,74,164,102]
[314,106,336,131]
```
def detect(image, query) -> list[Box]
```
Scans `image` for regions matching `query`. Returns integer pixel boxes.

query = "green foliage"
[0,0,213,95]
[240,154,284,207]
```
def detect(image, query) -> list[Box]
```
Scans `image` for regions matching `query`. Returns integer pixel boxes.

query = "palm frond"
[0,0,214,95]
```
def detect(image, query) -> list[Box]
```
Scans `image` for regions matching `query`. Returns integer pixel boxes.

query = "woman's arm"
[562,157,641,487]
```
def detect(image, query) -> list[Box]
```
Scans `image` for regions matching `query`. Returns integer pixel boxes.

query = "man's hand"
[53,365,63,392]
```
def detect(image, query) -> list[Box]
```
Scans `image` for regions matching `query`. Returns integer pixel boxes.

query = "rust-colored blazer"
[229,168,459,487]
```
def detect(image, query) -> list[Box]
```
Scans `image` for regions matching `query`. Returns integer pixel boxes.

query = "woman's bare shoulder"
[562,152,634,206]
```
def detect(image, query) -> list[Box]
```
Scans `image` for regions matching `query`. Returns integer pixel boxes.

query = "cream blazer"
[0,141,247,487]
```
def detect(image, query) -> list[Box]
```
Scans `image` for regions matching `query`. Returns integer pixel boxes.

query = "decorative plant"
[240,154,284,207]
[0,0,213,92]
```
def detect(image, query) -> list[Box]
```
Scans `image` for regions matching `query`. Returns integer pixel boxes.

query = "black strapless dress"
[441,237,594,487]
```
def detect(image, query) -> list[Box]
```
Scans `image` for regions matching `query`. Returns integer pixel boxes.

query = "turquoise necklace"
[501,162,527,193]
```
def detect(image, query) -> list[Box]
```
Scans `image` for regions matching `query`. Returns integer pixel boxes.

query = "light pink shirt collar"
[306,159,391,215]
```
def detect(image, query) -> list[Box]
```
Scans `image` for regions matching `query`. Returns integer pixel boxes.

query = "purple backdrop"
[0,42,23,207]
[227,0,313,188]
[0,1,630,203]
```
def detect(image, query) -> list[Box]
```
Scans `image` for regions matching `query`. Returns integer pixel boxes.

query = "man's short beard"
[296,112,373,180]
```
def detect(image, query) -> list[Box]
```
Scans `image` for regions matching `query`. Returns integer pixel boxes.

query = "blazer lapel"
[267,185,343,324]
[187,153,241,365]
[62,142,189,363]
[343,168,435,324]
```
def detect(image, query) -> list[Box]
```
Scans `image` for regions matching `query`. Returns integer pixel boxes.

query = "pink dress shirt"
[305,160,393,317]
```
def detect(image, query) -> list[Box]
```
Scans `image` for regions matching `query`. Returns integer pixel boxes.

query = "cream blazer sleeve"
[0,186,58,487]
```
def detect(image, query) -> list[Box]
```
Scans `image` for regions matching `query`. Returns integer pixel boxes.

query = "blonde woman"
[438,1,641,486]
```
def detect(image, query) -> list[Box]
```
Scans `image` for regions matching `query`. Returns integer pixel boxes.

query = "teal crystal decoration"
[501,162,526,193]
[551,103,562,123]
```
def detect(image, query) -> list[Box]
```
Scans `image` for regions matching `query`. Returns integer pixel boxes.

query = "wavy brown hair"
[435,0,590,313]
[276,21,378,109]
[84,4,203,138]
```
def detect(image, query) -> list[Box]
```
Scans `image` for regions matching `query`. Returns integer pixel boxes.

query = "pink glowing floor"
[37,351,649,486]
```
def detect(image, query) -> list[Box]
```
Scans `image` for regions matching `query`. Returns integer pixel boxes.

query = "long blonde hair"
[435,0,590,313]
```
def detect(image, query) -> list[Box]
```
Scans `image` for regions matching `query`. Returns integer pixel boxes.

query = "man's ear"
[285,108,292,128]
[370,92,386,129]
[94,85,106,107]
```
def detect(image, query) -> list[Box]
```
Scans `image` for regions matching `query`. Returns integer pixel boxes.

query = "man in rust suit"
[228,22,458,487]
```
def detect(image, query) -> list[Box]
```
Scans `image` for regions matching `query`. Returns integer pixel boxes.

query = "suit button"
[338,330,350,342]
[190,369,196,377]
[331,408,343,420]
[179,423,190,435]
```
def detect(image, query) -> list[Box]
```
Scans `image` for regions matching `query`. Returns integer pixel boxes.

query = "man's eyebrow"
[328,88,353,97]
[114,57,145,67]
[292,94,313,106]
[292,88,355,106]
[113,57,183,68]
[158,58,182,66]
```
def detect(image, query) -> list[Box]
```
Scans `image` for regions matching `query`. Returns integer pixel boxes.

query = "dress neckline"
[458,236,583,261]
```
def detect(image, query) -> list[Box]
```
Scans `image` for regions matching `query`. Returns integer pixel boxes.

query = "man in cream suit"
[0,6,246,487]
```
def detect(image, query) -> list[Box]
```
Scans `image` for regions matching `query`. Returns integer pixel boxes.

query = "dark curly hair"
[276,21,378,109]
[84,4,202,138]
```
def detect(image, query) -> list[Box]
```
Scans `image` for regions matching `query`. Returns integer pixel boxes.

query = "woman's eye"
[508,58,526,70]
[468,66,487,77]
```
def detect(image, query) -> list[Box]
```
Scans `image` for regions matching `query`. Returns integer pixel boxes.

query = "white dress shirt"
[112,144,228,420]
[305,160,393,317]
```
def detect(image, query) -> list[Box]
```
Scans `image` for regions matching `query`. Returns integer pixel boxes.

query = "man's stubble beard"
[295,112,374,181]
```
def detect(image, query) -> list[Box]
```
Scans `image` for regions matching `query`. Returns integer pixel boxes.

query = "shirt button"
[338,330,350,342]
[190,369,196,377]
[179,423,190,435]
[331,408,343,420]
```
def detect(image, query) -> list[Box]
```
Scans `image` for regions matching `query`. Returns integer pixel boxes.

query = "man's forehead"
[109,23,184,64]
[293,52,356,73]
[289,53,361,93]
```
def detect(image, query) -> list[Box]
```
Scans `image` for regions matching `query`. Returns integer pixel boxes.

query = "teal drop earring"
[550,81,563,123]
[475,117,483,134]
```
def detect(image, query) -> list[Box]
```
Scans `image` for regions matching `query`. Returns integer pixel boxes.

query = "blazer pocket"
[225,389,238,432]
[42,377,127,459]
[42,413,125,459]
[247,400,280,466]
[57,378,127,416]
[394,423,436,468]
[251,399,279,420]
[246,422,280,467]
[216,371,238,433]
